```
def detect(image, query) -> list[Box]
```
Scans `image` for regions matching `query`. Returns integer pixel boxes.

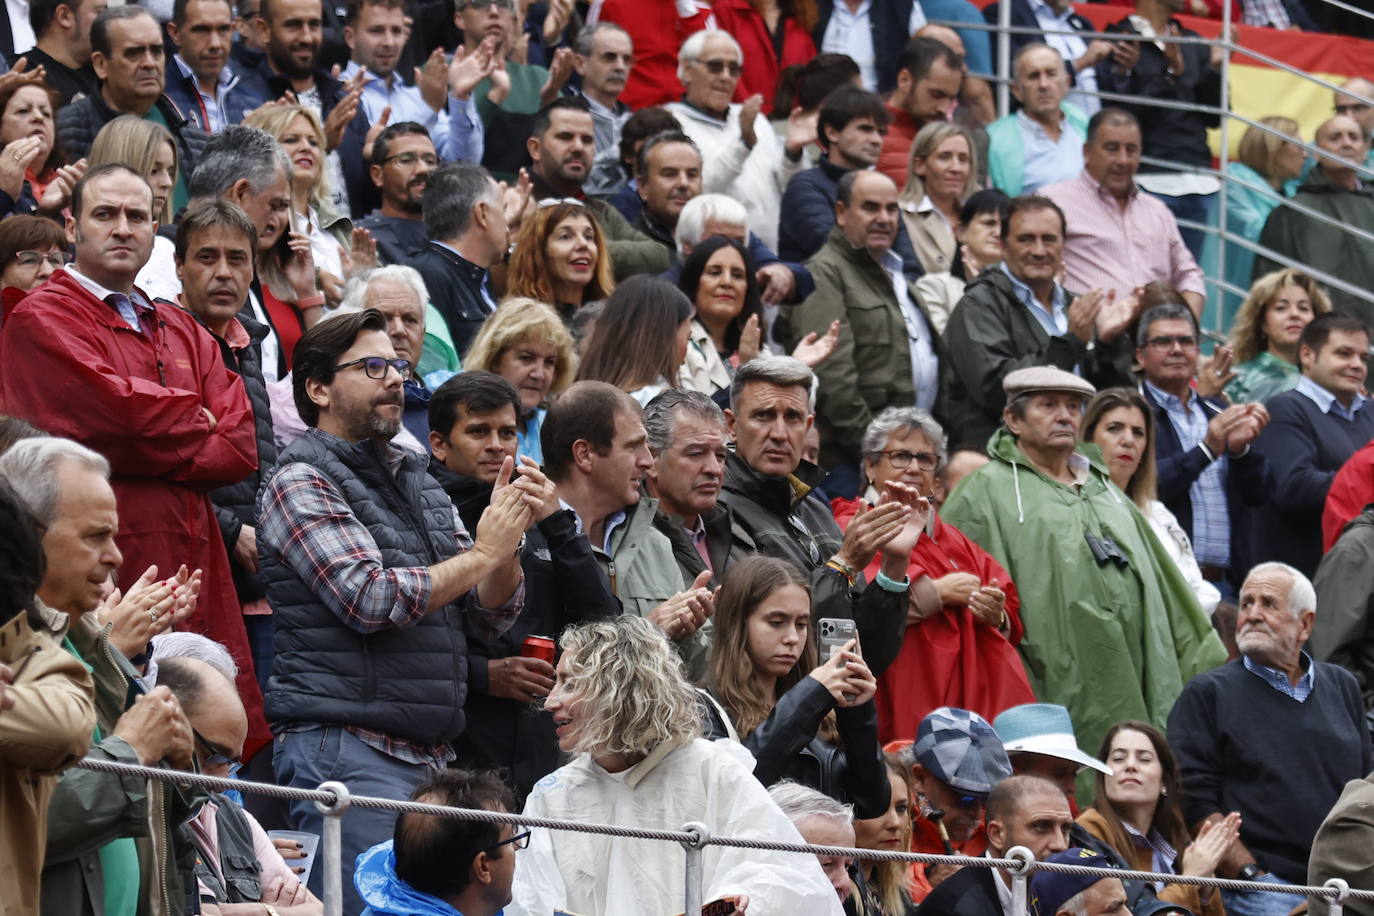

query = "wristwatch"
[1238,863,1266,881]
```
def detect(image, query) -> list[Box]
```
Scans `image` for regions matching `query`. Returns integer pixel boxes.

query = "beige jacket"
[0,604,96,916]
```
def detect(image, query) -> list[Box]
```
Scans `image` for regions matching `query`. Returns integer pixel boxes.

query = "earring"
[1161,787,1168,797]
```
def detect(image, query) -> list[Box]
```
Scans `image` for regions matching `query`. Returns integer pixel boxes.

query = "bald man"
[1255,114,1374,326]
[1334,77,1374,168]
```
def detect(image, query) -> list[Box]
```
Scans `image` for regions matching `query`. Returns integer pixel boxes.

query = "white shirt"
[509,738,846,916]
[1146,499,1221,616]
[6,0,36,56]
[1029,0,1100,116]
[820,0,927,93]
[667,101,805,250]
[295,85,354,216]
[880,247,938,411]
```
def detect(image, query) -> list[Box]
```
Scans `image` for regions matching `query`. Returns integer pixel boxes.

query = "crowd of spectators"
[3,0,1374,915]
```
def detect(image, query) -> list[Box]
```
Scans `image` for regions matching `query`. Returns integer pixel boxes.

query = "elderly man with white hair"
[769,782,857,905]
[1168,561,1373,916]
[666,30,817,252]
[671,193,813,307]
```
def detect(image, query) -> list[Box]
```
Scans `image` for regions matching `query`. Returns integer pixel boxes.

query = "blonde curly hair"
[465,297,576,401]
[556,616,702,759]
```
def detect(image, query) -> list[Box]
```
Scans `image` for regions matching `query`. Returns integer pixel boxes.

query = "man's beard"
[269,39,316,80]
[340,393,404,441]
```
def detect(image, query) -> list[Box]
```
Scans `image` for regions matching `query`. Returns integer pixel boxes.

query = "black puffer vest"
[260,429,470,744]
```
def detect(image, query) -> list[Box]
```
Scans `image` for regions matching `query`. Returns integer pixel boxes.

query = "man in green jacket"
[941,367,1226,802]
[785,170,942,475]
[0,437,199,916]
[541,380,714,677]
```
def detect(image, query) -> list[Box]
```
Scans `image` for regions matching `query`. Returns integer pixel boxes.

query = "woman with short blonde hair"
[465,297,576,462]
[900,121,980,274]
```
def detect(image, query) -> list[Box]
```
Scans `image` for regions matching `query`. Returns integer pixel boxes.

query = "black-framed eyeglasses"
[874,449,939,470]
[335,356,410,379]
[491,829,531,851]
[13,250,72,269]
[694,58,742,77]
[193,728,243,777]
[1145,334,1198,352]
[383,152,440,168]
[460,0,515,9]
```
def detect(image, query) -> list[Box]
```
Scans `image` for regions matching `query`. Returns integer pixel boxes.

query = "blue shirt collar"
[1000,261,1067,315]
[1143,379,1200,414]
[1295,374,1367,420]
[1242,651,1316,697]
[173,53,234,89]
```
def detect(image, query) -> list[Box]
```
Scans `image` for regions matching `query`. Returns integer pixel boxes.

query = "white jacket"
[508,737,846,916]
[667,102,804,251]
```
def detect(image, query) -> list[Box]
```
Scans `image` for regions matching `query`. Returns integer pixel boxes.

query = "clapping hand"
[1095,286,1141,342]
[791,320,841,368]
[1195,345,1236,399]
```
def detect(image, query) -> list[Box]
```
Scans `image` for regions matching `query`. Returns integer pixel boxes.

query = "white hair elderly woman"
[508,616,846,916]
[830,407,1035,745]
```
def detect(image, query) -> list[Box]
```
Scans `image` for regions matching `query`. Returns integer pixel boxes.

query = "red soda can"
[522,635,556,664]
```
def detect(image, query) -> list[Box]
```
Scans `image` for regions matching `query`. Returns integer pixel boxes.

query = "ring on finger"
[147,609,160,624]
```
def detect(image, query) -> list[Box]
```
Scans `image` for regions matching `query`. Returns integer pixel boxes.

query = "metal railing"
[931,6,1374,330]
[73,756,1374,916]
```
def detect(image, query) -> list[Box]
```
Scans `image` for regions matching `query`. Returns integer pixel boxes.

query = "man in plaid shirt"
[255,308,549,913]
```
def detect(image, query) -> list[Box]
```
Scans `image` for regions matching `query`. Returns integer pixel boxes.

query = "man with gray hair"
[667,30,816,251]
[645,388,744,587]
[573,21,634,197]
[1136,301,1270,599]
[1168,561,1372,916]
[720,356,918,677]
[672,192,812,306]
[768,781,856,905]
[412,161,513,355]
[141,124,295,380]
[0,437,200,916]
[1028,849,1128,916]
[339,264,437,449]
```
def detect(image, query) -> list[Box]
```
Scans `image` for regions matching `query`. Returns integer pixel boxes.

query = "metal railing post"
[1215,0,1232,334]
[315,780,352,916]
[681,821,709,916]
[1007,845,1036,915]
[1327,878,1352,916]
[997,0,1012,118]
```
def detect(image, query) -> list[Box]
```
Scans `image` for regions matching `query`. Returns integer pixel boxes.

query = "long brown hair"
[1082,388,1157,510]
[505,201,614,309]
[1230,268,1332,364]
[870,751,915,914]
[1090,721,1191,859]
[575,275,691,394]
[707,555,837,742]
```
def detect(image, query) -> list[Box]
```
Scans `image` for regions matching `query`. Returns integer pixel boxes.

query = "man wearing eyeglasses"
[360,122,438,266]
[667,29,816,252]
[1137,302,1271,598]
[355,768,523,916]
[156,655,325,915]
[257,307,541,914]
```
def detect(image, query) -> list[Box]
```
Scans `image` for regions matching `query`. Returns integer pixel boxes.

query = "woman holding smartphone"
[702,555,891,818]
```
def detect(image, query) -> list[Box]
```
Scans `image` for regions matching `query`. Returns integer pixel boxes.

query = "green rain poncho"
[942,429,1226,796]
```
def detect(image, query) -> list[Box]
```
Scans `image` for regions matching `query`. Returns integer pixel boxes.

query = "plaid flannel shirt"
[260,457,524,767]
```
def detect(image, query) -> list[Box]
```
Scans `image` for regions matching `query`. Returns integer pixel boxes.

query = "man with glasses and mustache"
[155,655,325,914]
[667,29,817,251]
[1169,562,1371,916]
[1137,302,1271,599]
[257,307,544,914]
[573,22,634,197]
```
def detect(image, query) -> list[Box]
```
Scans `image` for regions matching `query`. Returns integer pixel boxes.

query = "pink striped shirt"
[1040,171,1206,298]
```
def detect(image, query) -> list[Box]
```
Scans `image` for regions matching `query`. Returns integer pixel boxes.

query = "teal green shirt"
[1226,351,1301,404]
[144,105,190,215]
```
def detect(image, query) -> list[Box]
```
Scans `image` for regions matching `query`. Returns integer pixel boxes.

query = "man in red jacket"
[0,162,266,749]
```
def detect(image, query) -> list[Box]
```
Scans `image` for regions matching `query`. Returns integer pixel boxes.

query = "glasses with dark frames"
[874,449,939,470]
[490,829,531,851]
[694,58,743,77]
[334,357,411,379]
[193,728,243,777]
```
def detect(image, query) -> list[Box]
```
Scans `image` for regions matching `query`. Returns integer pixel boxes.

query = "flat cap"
[913,707,1012,796]
[1003,366,1096,401]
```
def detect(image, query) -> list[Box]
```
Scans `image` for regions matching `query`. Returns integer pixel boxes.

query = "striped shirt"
[1040,171,1206,299]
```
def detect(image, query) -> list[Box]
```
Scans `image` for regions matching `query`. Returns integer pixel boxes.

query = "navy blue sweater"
[1252,387,1374,577]
[1167,658,1371,884]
